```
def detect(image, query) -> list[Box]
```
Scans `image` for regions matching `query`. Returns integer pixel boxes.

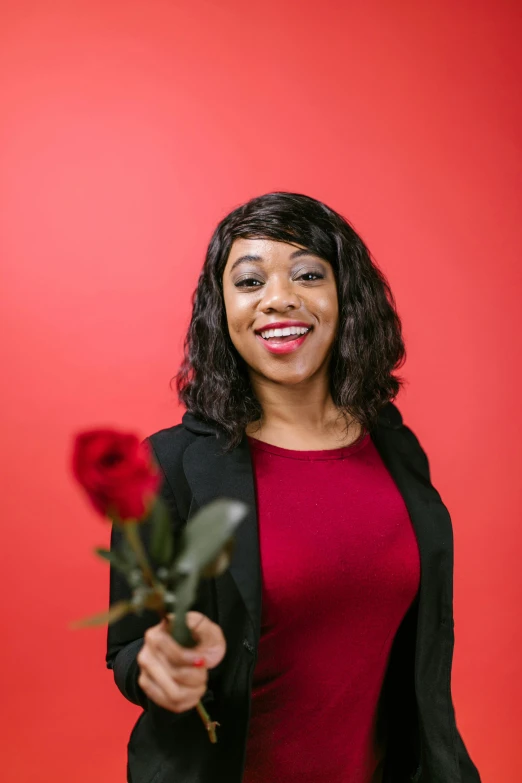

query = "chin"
[263,369,313,386]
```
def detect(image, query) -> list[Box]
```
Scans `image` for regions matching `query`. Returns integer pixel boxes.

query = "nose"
[259,276,301,313]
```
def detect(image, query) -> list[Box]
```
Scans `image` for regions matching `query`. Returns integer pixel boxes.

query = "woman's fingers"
[137,612,226,714]
[137,645,207,713]
[144,623,190,667]
[182,612,227,669]
[138,669,206,713]
[161,612,227,669]
[141,642,208,688]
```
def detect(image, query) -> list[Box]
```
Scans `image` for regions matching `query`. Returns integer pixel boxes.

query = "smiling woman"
[230,246,323,354]
[175,192,406,451]
[106,192,481,783]
[224,237,338,369]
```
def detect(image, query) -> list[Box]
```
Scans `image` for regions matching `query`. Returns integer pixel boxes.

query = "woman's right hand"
[136,611,226,714]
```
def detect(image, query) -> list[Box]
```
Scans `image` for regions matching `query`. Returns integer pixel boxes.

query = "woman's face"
[222,237,339,386]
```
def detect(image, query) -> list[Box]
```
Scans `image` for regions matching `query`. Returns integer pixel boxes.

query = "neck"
[246,371,349,439]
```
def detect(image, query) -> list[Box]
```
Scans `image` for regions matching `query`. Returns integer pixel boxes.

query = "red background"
[1,1,521,781]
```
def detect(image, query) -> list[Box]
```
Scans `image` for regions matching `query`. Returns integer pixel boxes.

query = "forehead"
[224,238,334,278]
[227,237,308,260]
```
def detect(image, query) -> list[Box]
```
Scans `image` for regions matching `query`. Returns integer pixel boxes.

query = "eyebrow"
[229,248,320,273]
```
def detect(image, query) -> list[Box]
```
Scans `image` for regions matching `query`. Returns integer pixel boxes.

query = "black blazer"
[106,402,481,783]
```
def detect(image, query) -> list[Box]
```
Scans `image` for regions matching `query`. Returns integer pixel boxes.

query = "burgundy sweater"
[242,431,421,783]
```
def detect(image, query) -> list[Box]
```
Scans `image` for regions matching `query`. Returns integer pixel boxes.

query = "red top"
[242,431,421,783]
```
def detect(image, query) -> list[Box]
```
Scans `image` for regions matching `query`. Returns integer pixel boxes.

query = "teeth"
[260,326,310,339]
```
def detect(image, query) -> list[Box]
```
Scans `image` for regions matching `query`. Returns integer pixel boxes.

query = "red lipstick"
[254,321,313,355]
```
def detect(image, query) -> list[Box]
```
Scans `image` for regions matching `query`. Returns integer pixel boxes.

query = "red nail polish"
[193,657,205,667]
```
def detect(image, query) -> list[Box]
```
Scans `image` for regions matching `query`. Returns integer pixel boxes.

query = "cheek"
[226,307,248,338]
[223,291,251,340]
[314,290,339,331]
[222,289,237,330]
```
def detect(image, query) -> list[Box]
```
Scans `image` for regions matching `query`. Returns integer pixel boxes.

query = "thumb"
[163,611,206,636]
[186,612,226,669]
[163,612,221,664]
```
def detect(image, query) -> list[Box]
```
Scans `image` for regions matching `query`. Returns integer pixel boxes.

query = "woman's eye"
[234,272,323,287]
[235,278,263,288]
[298,272,323,282]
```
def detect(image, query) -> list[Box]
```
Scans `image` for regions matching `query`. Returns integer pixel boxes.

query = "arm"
[105,437,214,713]
[104,440,181,709]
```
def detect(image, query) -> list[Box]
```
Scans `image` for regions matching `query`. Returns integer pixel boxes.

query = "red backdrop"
[1,1,520,781]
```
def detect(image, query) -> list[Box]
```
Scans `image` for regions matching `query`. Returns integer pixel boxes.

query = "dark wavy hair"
[172,191,406,450]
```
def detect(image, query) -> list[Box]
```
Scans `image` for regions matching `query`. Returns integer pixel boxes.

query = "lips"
[254,322,313,355]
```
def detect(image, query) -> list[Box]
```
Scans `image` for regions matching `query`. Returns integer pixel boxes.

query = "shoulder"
[376,400,403,429]
[144,411,217,471]
[376,401,432,482]
[143,414,214,518]
[146,422,195,460]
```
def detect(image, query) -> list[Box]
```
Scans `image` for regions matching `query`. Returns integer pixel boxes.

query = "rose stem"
[122,522,217,743]
[196,701,220,744]
[123,522,156,588]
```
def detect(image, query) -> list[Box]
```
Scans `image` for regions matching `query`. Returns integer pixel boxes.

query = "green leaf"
[70,600,133,629]
[152,495,232,743]
[149,495,174,565]
[166,498,248,648]
[170,570,200,648]
[95,547,135,575]
[171,498,247,579]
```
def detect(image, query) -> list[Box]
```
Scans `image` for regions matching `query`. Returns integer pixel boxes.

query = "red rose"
[72,429,161,522]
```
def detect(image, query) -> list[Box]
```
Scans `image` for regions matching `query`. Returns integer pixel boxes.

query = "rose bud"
[72,429,161,522]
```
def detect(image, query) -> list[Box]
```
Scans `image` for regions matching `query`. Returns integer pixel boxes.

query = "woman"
[106,192,481,783]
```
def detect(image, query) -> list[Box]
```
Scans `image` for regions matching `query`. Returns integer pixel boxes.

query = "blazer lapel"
[182,430,262,644]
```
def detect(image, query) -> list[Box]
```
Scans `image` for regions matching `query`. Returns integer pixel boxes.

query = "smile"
[254,323,313,355]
